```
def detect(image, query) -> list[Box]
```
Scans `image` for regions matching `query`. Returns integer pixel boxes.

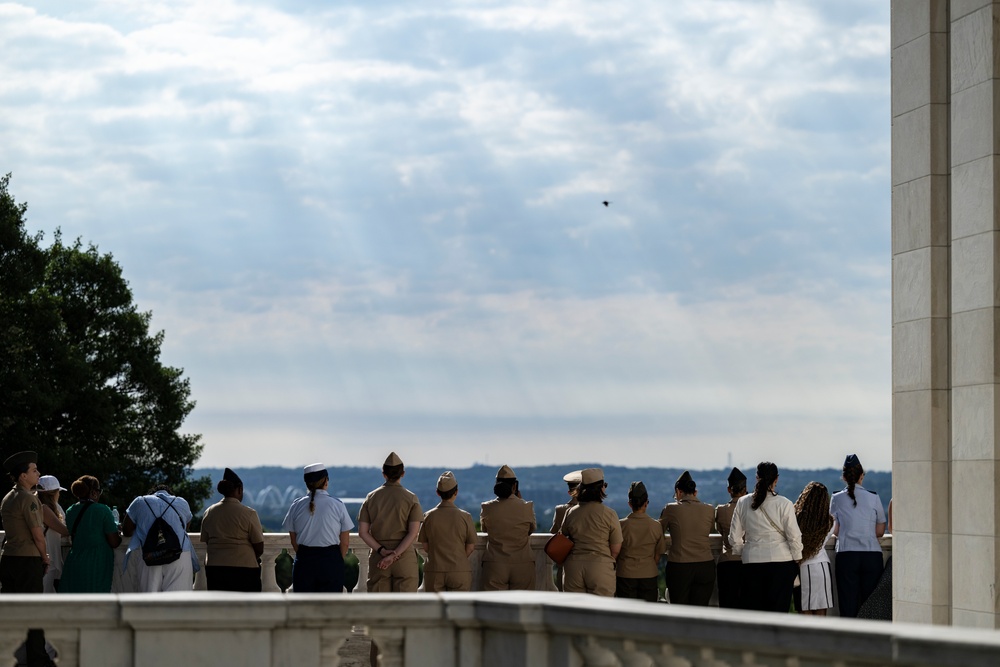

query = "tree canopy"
[0,174,210,513]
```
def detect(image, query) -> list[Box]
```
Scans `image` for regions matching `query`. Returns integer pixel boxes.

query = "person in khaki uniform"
[659,470,716,605]
[419,471,477,592]
[714,467,747,608]
[200,467,265,591]
[0,451,52,665]
[549,469,581,591]
[358,452,423,592]
[480,465,536,590]
[615,481,666,602]
[561,468,622,597]
[550,470,582,533]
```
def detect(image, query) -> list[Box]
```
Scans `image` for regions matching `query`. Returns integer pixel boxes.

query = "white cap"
[303,463,325,474]
[37,475,66,492]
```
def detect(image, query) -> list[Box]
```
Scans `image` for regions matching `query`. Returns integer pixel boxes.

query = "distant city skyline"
[2,1,891,471]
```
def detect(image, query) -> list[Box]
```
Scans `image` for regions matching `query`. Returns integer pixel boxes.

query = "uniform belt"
[297,544,338,552]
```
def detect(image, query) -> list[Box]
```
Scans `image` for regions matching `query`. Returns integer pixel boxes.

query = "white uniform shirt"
[729,492,803,563]
[830,485,885,552]
[282,490,354,547]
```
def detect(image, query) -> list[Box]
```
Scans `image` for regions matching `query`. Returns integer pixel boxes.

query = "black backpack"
[141,496,185,566]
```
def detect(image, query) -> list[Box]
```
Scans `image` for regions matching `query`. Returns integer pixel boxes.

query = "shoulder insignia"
[30,502,37,511]
[865,488,878,494]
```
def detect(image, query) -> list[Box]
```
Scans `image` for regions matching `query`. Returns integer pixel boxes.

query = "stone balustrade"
[0,588,997,667]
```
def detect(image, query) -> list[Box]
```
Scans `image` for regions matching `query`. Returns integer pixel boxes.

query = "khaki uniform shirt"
[550,499,577,533]
[0,487,43,557]
[659,499,715,563]
[715,498,742,563]
[616,511,667,578]
[358,481,423,548]
[200,497,265,568]
[480,497,536,563]
[561,502,623,562]
[419,503,477,574]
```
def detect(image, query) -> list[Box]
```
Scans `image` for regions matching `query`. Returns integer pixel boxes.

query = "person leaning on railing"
[729,462,802,612]
[659,471,716,606]
[560,468,622,597]
[480,465,537,591]
[830,454,886,618]
[59,475,122,593]
[419,471,477,592]
[714,467,747,609]
[793,482,834,615]
[549,469,582,591]
[201,468,265,592]
[615,481,666,602]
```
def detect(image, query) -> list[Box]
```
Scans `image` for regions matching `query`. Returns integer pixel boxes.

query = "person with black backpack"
[122,484,199,592]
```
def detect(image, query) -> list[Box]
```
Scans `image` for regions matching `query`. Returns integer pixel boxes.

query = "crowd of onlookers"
[0,450,890,620]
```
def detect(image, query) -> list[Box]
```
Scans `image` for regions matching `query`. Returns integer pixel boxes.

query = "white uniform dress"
[798,532,833,611]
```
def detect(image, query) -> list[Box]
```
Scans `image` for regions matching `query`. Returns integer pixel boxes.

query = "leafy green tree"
[0,174,210,513]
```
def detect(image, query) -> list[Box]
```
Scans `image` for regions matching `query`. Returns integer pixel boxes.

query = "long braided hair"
[750,462,779,510]
[305,472,328,514]
[843,459,864,507]
[794,482,833,561]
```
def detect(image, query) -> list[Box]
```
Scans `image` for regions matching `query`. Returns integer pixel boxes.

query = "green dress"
[59,501,117,593]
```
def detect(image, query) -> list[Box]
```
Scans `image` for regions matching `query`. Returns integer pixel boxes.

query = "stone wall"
[0,589,997,667]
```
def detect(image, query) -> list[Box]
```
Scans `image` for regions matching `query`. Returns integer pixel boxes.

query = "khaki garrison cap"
[384,452,404,467]
[437,471,458,492]
[581,468,604,485]
[629,481,647,497]
[496,465,516,480]
[675,470,694,487]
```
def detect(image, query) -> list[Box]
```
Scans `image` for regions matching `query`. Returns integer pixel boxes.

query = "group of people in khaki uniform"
[293,454,751,604]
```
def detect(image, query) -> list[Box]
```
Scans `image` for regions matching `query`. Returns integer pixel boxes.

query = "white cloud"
[2,0,892,470]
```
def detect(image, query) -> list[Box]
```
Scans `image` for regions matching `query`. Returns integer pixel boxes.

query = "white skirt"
[799,561,834,611]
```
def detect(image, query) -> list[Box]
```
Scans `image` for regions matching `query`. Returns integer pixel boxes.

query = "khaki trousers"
[563,558,615,597]
[367,548,419,592]
[423,570,472,592]
[481,560,535,591]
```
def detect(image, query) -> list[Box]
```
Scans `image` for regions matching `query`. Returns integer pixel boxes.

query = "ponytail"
[305,475,327,515]
[843,461,864,507]
[750,462,778,510]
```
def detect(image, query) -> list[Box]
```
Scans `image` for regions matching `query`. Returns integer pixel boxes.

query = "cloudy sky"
[2,0,891,471]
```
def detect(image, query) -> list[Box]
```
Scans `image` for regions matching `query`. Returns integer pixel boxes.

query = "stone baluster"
[0,632,36,667]
[653,644,693,667]
[368,626,405,667]
[260,542,281,592]
[694,648,731,667]
[615,639,655,667]
[45,629,79,667]
[355,552,371,593]
[573,636,622,666]
[319,627,351,667]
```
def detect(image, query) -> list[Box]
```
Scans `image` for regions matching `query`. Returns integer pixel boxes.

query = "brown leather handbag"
[544,532,574,565]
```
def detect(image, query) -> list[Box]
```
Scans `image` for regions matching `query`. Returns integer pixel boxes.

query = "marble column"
[891,0,952,625]
[949,0,1000,628]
